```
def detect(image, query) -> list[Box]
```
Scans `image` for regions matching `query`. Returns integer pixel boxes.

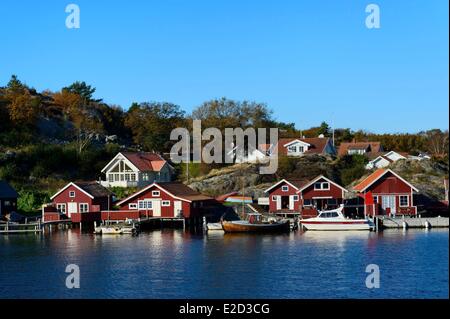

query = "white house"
[366,151,407,169]
[263,137,336,157]
[100,152,173,188]
[227,145,269,163]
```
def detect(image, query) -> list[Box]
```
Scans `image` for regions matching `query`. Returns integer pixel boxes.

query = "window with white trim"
[56,203,66,214]
[79,203,89,213]
[303,199,312,206]
[314,182,330,190]
[69,191,75,198]
[287,145,297,153]
[162,200,171,207]
[138,200,153,210]
[399,195,409,207]
[129,203,138,209]
[272,195,278,201]
[293,195,299,201]
[108,174,114,182]
[152,191,160,197]
[281,185,289,192]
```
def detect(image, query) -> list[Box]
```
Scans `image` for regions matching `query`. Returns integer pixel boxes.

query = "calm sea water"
[0,228,448,299]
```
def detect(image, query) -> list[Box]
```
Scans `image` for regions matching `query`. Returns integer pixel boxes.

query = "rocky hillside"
[189,156,449,201]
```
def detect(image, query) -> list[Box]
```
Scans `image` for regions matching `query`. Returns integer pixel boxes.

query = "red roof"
[122,152,167,172]
[215,192,239,202]
[274,137,331,156]
[353,169,418,193]
[353,169,387,192]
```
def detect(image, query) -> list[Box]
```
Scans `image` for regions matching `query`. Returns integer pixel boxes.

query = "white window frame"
[272,195,278,201]
[399,195,409,207]
[162,200,171,207]
[138,200,153,210]
[69,191,75,198]
[56,203,66,214]
[314,182,330,190]
[129,203,138,209]
[281,185,289,192]
[293,195,299,201]
[303,199,312,206]
[79,203,89,213]
[152,191,160,197]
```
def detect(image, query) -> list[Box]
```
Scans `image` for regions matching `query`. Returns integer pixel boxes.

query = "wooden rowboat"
[222,213,290,233]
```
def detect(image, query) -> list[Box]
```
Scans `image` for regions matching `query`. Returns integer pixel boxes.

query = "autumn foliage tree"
[53,87,104,155]
[1,75,40,128]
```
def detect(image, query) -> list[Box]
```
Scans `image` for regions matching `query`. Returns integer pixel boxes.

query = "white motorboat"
[94,226,123,235]
[300,205,372,231]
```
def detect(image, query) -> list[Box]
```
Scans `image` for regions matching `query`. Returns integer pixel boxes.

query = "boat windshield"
[319,212,339,218]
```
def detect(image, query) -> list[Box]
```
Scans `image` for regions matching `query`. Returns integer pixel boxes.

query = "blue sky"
[0,0,448,133]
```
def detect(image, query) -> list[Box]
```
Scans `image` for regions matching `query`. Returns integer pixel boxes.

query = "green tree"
[125,102,186,152]
[63,81,100,103]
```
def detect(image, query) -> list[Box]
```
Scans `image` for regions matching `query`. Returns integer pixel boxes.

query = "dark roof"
[73,182,112,198]
[157,182,212,201]
[0,181,18,198]
[288,179,309,189]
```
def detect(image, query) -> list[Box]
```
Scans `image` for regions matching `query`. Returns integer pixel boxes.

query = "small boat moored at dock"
[301,205,372,231]
[222,213,290,233]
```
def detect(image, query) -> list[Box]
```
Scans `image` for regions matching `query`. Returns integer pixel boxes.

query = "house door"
[289,196,295,210]
[381,196,396,215]
[67,202,78,217]
[275,196,282,210]
[152,200,161,217]
[174,201,182,217]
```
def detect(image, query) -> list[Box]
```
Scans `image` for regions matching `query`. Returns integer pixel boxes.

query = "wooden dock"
[0,221,42,234]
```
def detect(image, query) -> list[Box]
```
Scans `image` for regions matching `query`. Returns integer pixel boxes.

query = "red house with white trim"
[265,176,347,218]
[353,169,419,217]
[113,182,215,221]
[265,179,304,215]
[47,182,113,223]
[297,175,348,218]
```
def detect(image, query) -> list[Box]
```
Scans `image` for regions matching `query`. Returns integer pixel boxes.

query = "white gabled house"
[366,151,408,170]
[100,152,173,188]
[227,145,269,163]
[263,137,336,157]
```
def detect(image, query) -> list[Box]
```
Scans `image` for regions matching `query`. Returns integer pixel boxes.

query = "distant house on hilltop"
[338,141,383,157]
[263,136,336,157]
[100,152,173,188]
[366,151,409,169]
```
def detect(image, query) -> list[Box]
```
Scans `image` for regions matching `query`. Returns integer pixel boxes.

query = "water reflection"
[0,228,448,299]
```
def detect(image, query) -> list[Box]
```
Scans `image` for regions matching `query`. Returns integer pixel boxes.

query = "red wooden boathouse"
[353,169,419,217]
[265,176,347,218]
[111,182,214,221]
[297,175,348,218]
[46,182,113,223]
